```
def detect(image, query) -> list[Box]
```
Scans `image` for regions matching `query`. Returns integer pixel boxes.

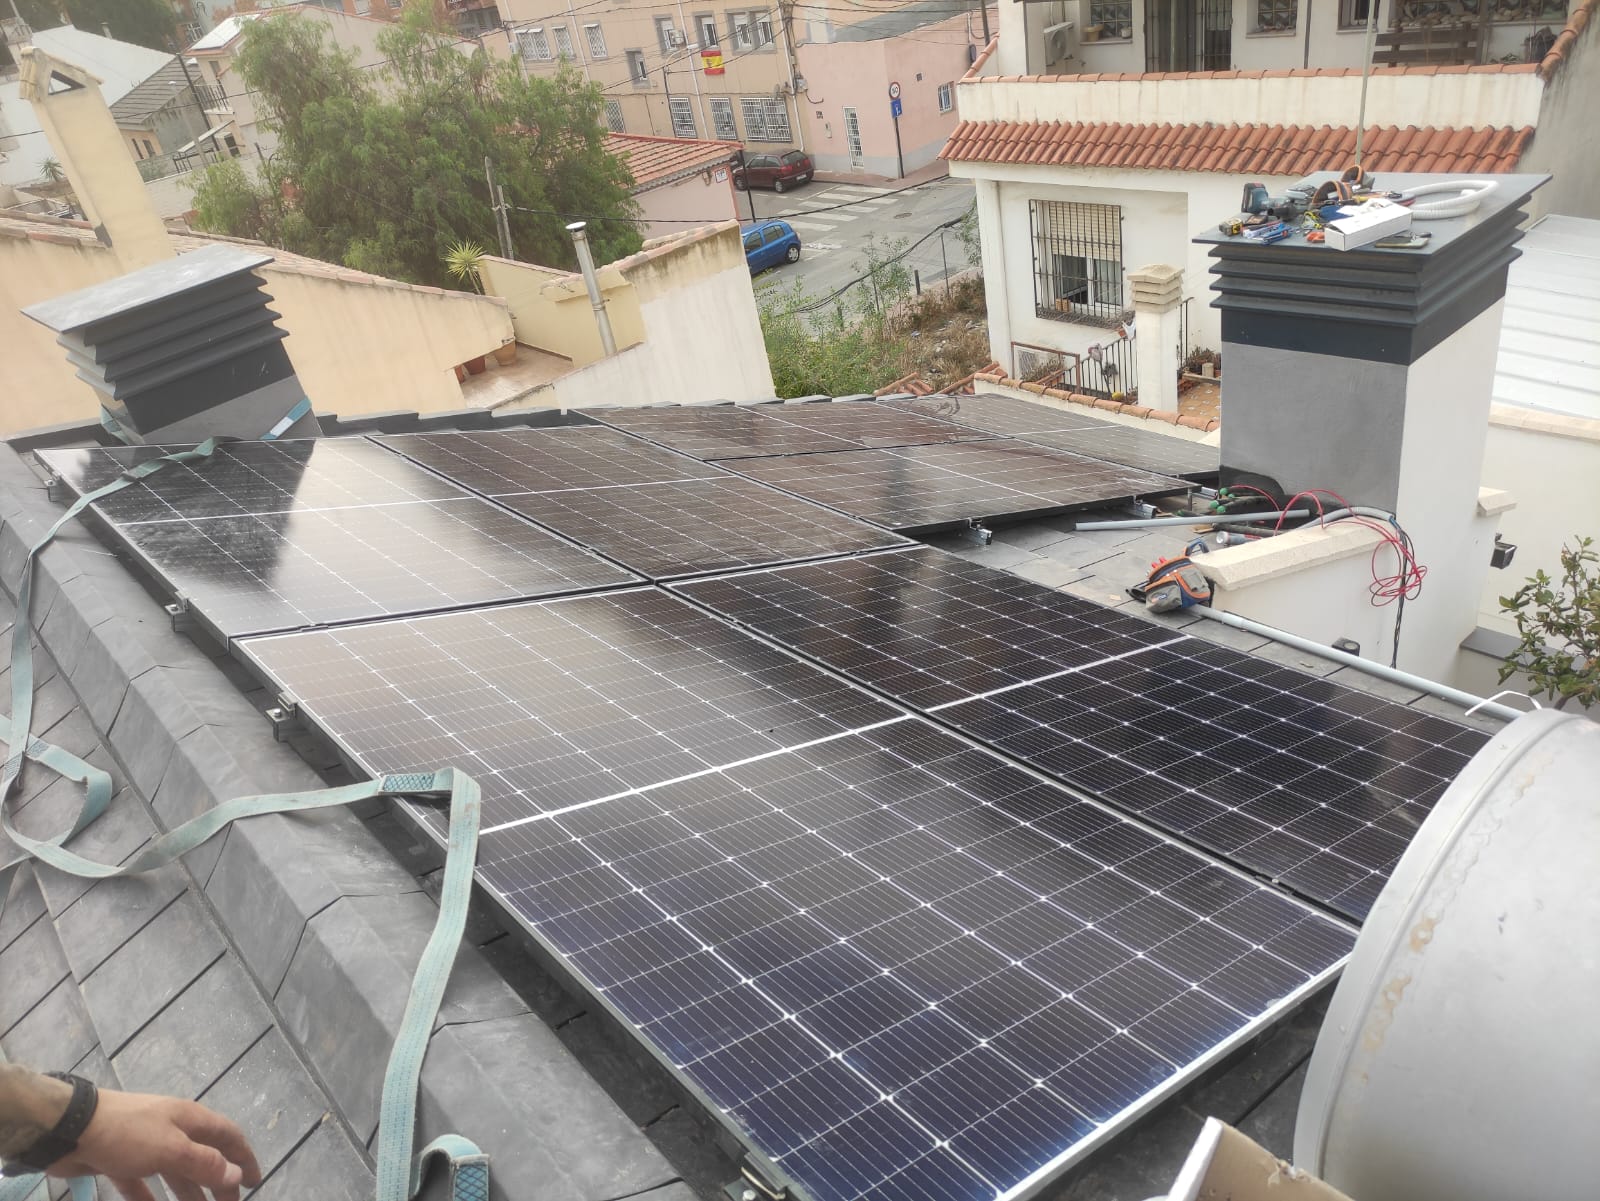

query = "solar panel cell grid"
[720,441,1191,531]
[499,477,909,580]
[474,720,1354,1201]
[591,403,988,461]
[376,427,721,494]
[1019,427,1221,482]
[876,394,1111,437]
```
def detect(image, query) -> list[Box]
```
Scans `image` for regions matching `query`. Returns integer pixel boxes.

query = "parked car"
[733,150,813,193]
[743,220,801,273]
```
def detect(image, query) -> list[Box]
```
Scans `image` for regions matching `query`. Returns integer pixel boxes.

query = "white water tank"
[1295,709,1600,1200]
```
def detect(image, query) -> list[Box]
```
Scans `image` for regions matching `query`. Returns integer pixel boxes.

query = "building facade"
[943,0,1598,399]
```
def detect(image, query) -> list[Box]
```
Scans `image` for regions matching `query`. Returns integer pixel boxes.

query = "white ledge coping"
[1196,520,1387,591]
[1488,402,1600,445]
[1477,486,1517,517]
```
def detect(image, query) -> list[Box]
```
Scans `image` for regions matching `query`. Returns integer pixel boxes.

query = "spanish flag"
[701,47,724,74]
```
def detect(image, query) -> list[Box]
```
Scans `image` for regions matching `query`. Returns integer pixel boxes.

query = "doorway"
[1145,0,1232,71]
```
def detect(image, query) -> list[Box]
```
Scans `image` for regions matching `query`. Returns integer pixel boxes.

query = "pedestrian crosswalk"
[772,183,898,245]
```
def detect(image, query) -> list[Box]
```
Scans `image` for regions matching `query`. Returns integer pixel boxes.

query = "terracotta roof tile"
[939,119,1537,174]
[1539,0,1596,78]
[602,133,741,192]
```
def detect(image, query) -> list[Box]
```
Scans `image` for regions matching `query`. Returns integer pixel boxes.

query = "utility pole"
[485,157,514,259]
[978,0,990,44]
[170,38,220,160]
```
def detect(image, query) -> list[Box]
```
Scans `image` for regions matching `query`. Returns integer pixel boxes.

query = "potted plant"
[494,338,519,366]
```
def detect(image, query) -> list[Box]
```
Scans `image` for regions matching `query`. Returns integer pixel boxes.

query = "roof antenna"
[1353,0,1380,168]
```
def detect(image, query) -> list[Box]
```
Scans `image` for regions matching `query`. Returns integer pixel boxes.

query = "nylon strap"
[0,442,486,1201]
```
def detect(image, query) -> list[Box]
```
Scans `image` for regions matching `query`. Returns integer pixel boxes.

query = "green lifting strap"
[0,442,488,1201]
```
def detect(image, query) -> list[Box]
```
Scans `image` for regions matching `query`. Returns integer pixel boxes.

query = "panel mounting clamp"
[163,595,192,633]
[266,694,304,742]
[961,521,994,546]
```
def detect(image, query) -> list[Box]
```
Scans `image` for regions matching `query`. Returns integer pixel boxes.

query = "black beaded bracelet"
[0,1073,99,1176]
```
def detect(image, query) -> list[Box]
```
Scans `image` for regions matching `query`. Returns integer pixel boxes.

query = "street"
[739,174,976,310]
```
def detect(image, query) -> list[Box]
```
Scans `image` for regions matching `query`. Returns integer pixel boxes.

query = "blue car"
[743,220,801,274]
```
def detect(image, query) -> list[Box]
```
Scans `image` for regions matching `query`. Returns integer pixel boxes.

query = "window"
[744,229,763,251]
[181,20,203,43]
[604,98,625,132]
[354,0,370,13]
[740,95,790,141]
[669,97,697,137]
[1029,200,1125,323]
[710,96,737,140]
[655,16,676,51]
[762,225,787,245]
[585,23,607,57]
[517,28,553,62]
[627,49,650,86]
[697,13,719,45]
[1255,0,1297,28]
[1088,0,1132,38]
[1339,0,1377,26]
[937,81,953,112]
[133,139,146,159]
[552,24,575,59]
[728,10,775,49]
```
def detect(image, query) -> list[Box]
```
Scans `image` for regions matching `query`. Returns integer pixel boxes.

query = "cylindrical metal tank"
[1295,709,1600,1200]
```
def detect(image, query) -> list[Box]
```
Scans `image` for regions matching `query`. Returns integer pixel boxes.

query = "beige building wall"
[635,168,741,239]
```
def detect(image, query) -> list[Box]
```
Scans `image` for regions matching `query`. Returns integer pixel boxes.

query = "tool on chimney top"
[1241,182,1315,223]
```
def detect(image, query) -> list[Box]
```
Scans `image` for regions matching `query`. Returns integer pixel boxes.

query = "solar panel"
[239,589,902,831]
[717,440,1192,532]
[473,719,1355,1201]
[376,427,721,494]
[591,403,987,461]
[1017,427,1221,483]
[673,547,1180,707]
[937,640,1490,921]
[877,394,1111,437]
[498,477,909,580]
[37,440,638,638]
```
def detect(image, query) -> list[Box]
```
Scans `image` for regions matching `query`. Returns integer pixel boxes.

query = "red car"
[734,150,813,193]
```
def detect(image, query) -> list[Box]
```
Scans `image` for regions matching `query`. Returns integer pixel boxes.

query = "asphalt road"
[740,174,977,313]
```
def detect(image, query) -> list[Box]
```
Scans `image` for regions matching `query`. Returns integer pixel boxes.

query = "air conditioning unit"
[1044,19,1077,64]
[667,29,685,45]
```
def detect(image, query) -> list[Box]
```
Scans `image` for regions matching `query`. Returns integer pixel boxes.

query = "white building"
[942,0,1599,404]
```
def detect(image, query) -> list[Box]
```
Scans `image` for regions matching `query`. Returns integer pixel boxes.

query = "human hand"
[46,1089,262,1201]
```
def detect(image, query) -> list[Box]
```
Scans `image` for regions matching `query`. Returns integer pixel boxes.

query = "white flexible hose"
[1401,178,1499,220]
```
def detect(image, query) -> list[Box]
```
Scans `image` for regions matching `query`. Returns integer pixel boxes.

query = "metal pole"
[1354,0,1379,167]
[1067,510,1311,531]
[939,227,950,297]
[567,221,618,356]
[496,184,515,260]
[485,157,512,259]
[978,0,990,44]
[172,45,219,159]
[739,149,757,222]
[1190,607,1523,722]
[892,110,904,180]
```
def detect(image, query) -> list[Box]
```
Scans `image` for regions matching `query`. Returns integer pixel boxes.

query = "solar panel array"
[243,598,1354,1201]
[719,440,1191,532]
[877,394,1110,437]
[378,428,908,579]
[591,402,987,461]
[37,439,637,638]
[674,548,1487,921]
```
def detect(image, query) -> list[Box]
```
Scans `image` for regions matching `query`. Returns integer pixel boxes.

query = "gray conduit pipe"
[1068,509,1311,531]
[1190,606,1527,723]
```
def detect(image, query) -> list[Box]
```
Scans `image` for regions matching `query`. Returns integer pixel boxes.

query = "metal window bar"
[1146,0,1233,70]
[1088,0,1132,37]
[669,97,697,138]
[710,97,738,140]
[1030,200,1125,326]
[1011,342,1081,388]
[1080,329,1137,399]
[1256,0,1297,30]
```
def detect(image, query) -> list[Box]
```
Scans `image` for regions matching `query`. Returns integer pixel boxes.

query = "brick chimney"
[23,244,322,444]
[1196,170,1547,675]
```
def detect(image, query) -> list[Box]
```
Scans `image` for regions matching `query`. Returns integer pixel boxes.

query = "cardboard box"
[1325,199,1413,251]
[1160,1118,1357,1201]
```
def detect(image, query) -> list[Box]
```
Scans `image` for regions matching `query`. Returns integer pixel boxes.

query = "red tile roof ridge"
[971,58,1546,84]
[961,35,999,80]
[975,376,1209,430]
[1540,0,1597,80]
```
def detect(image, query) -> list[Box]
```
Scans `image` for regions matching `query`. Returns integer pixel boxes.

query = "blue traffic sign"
[890,96,903,118]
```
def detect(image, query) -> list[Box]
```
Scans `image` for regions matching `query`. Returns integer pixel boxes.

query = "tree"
[192,2,640,288]
[12,0,65,34]
[1499,536,1600,710]
[63,0,177,50]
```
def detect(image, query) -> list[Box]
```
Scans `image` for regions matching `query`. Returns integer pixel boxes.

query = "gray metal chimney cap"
[23,244,275,334]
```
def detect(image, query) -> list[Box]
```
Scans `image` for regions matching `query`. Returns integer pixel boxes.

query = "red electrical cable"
[1273,488,1426,605]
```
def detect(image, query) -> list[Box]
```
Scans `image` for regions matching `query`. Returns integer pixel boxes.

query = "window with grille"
[710,96,738,140]
[585,23,607,56]
[627,49,649,86]
[1088,0,1132,37]
[1030,200,1125,323]
[731,12,754,49]
[937,82,953,112]
[182,20,203,43]
[553,25,576,59]
[656,16,676,51]
[755,13,774,45]
[1255,0,1297,28]
[697,13,719,44]
[604,98,625,131]
[669,97,697,138]
[518,28,553,61]
[740,96,791,141]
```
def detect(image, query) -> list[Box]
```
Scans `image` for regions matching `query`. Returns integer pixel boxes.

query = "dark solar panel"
[37,440,638,638]
[877,394,1111,437]
[239,589,901,831]
[718,440,1191,532]
[673,547,1180,707]
[376,427,721,494]
[474,719,1354,1201]
[1018,427,1221,483]
[592,403,988,461]
[937,640,1490,921]
[500,477,909,580]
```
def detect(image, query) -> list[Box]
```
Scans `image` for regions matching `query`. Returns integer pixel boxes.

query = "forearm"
[0,1064,71,1162]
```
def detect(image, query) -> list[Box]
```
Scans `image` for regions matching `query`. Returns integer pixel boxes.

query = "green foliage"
[12,0,65,34]
[1499,536,1600,710]
[193,2,640,288]
[955,200,981,268]
[849,233,912,322]
[760,282,904,397]
[193,158,281,243]
[39,157,64,182]
[443,239,487,292]
[63,0,177,50]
